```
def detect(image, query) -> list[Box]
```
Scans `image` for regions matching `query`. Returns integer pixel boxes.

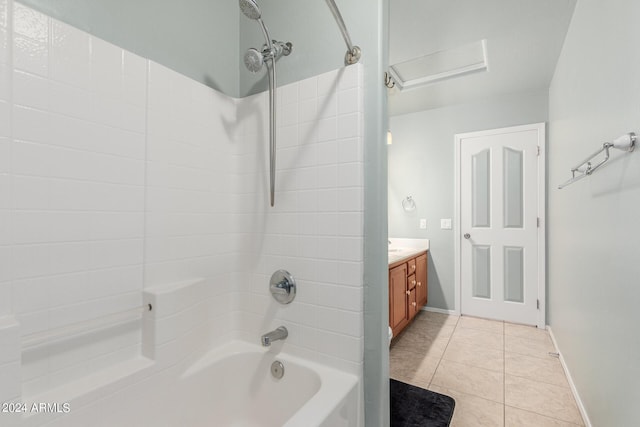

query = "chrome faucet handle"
[269,270,296,304]
[270,283,289,295]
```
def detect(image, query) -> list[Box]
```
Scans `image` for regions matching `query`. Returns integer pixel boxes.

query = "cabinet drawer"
[409,288,418,319]
[407,258,416,275]
[407,274,416,290]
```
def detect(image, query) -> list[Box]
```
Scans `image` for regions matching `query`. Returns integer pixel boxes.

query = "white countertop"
[388,238,429,265]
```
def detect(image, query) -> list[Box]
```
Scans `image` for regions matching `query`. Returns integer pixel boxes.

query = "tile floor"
[390,312,584,427]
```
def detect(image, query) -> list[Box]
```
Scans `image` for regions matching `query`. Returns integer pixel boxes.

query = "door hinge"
[537,299,540,310]
[537,217,540,228]
[537,146,541,156]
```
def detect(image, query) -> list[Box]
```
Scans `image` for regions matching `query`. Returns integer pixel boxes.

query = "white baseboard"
[547,326,592,427]
[421,306,457,316]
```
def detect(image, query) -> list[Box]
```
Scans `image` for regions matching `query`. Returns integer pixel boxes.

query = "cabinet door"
[416,253,428,307]
[389,264,408,336]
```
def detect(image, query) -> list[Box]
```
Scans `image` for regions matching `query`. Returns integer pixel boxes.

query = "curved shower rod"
[325,0,361,65]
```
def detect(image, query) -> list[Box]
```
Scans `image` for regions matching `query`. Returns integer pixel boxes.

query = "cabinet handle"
[417,282,421,287]
[412,302,417,307]
[411,280,416,286]
[411,265,416,270]
[406,291,410,295]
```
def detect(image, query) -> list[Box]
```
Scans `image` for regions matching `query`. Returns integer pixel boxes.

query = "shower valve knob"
[269,270,296,304]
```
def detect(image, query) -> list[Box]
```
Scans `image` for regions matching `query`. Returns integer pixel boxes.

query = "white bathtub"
[11,340,360,427]
[176,341,360,427]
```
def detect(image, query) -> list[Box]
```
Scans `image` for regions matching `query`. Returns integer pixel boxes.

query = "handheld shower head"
[239,0,272,51]
[238,0,293,208]
[239,0,261,20]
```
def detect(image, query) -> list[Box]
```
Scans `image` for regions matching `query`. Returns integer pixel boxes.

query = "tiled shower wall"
[234,68,364,375]
[0,0,364,406]
[144,61,238,346]
[0,0,243,399]
[4,1,147,398]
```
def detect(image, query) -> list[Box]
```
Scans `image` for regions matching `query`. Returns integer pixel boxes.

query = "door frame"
[454,123,546,328]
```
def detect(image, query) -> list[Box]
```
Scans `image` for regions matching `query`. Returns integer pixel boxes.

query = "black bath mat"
[390,378,455,427]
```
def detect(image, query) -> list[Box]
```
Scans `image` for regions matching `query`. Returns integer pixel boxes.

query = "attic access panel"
[389,39,488,91]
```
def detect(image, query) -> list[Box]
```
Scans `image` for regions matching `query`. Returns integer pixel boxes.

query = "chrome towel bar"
[557,132,636,189]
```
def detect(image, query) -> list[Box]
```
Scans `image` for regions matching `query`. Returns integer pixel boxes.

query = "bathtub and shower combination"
[164,2,364,425]
[0,0,368,426]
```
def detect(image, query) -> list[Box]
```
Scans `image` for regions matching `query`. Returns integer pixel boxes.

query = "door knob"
[464,233,471,239]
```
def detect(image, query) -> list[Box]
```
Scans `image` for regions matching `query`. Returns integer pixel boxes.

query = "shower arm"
[325,0,361,65]
[257,18,273,52]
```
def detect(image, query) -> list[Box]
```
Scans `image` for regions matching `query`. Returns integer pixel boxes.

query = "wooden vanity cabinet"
[389,263,409,336]
[389,250,428,339]
[416,253,427,307]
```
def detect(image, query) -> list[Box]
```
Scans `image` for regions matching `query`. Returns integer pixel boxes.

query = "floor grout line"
[503,319,506,427]
[426,314,458,390]
[391,313,583,426]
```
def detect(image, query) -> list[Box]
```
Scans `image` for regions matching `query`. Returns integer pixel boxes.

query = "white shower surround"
[0,0,364,425]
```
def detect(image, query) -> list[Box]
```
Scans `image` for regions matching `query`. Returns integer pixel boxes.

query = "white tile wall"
[234,66,364,375]
[0,0,10,323]
[5,1,147,399]
[0,316,20,403]
[143,61,240,353]
[0,0,365,422]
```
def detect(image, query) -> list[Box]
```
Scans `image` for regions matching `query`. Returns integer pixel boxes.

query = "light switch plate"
[419,219,427,229]
[441,218,452,229]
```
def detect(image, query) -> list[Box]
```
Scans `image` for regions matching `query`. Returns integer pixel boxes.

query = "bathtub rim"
[181,340,359,427]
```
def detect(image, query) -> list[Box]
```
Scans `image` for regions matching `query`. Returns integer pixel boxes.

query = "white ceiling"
[388,0,577,116]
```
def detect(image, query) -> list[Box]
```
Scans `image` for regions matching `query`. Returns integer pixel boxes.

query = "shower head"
[239,0,261,20]
[239,0,272,51]
[244,48,264,73]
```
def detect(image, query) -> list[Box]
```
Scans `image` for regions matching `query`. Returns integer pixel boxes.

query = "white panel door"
[459,124,543,325]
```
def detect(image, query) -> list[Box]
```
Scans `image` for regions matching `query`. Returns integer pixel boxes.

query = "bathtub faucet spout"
[261,326,288,347]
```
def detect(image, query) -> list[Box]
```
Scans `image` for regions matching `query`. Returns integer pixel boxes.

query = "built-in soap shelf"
[0,278,208,417]
[21,305,151,353]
